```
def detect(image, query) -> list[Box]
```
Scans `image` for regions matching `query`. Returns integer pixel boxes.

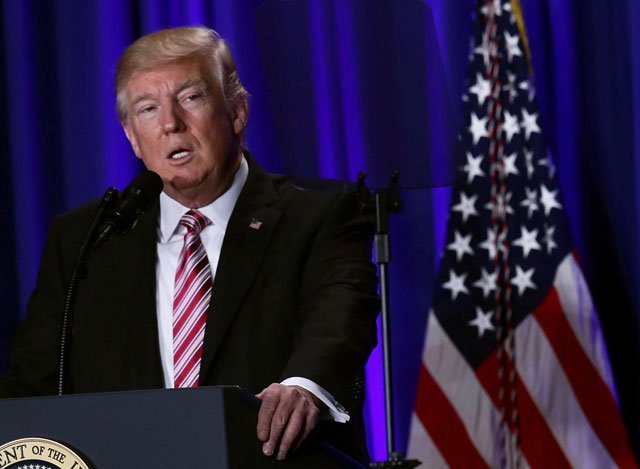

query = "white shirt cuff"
[281,377,350,423]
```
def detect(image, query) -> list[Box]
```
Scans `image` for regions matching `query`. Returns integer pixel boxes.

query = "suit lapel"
[111,200,164,386]
[200,156,281,380]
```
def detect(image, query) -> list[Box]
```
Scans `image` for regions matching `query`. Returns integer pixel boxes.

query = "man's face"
[122,56,247,207]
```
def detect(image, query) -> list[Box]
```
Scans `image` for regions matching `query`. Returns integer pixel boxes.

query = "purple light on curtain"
[425,0,455,100]
[425,1,452,270]
[542,1,581,249]
[213,0,237,42]
[140,0,164,33]
[3,1,46,312]
[364,322,386,461]
[97,0,140,191]
[425,1,447,58]
[308,0,340,177]
[423,5,455,189]
[424,0,474,127]
[166,0,186,27]
[425,0,461,264]
[431,188,451,265]
[185,1,206,24]
[333,1,366,182]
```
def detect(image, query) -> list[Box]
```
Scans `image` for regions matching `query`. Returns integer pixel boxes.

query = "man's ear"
[123,122,142,160]
[232,100,248,136]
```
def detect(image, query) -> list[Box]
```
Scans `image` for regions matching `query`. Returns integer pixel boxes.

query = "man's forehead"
[126,58,215,98]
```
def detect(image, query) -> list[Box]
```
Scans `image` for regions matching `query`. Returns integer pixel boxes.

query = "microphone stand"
[57,187,119,395]
[358,172,421,469]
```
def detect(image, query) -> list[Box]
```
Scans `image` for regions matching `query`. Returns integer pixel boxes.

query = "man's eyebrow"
[176,78,208,93]
[129,92,157,108]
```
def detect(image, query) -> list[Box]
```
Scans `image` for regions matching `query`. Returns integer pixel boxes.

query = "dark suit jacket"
[0,154,379,463]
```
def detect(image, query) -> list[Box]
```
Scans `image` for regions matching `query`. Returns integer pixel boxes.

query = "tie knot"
[179,210,210,235]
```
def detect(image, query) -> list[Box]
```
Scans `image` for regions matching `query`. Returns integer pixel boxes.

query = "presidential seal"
[0,438,91,469]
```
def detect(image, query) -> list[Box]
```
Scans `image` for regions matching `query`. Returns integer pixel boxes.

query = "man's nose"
[159,102,186,133]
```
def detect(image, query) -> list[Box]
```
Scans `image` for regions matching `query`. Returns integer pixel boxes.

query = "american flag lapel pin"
[249,218,263,230]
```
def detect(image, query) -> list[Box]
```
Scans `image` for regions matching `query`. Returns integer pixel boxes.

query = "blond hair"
[115,26,249,123]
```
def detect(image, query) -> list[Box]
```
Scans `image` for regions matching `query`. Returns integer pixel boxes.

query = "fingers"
[256,384,281,443]
[264,389,295,458]
[273,403,305,460]
[255,383,321,460]
[293,398,321,453]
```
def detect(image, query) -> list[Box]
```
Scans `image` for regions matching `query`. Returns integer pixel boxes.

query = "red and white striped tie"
[173,210,212,388]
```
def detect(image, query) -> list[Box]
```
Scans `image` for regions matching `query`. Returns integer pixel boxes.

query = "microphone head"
[113,171,164,233]
[130,170,164,197]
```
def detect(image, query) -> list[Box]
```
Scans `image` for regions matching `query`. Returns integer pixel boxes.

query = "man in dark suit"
[0,27,379,463]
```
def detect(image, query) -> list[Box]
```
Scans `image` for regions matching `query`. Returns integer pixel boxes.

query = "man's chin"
[164,175,218,207]
[169,174,203,191]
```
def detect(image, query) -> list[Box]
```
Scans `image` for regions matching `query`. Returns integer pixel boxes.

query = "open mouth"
[168,149,191,160]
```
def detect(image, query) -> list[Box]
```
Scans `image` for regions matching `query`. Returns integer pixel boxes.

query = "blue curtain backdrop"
[1,0,639,460]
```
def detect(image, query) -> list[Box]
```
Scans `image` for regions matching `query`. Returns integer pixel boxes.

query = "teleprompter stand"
[358,173,421,469]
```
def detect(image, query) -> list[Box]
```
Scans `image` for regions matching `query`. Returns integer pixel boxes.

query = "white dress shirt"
[155,157,348,422]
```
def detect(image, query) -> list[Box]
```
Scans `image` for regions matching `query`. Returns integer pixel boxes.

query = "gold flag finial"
[510,0,534,76]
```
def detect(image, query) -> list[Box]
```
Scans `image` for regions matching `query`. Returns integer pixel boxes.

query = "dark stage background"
[1,0,639,460]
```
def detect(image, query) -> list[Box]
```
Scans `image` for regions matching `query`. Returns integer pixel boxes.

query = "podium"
[0,386,362,468]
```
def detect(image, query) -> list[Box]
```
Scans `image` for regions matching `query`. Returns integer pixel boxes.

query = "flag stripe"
[415,363,490,468]
[554,254,617,390]
[424,314,501,465]
[534,285,636,468]
[517,312,614,468]
[476,346,572,468]
[407,414,448,469]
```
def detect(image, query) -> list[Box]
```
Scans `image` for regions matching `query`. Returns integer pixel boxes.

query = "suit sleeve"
[281,190,379,411]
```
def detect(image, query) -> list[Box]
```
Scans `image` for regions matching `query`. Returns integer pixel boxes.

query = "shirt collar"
[158,156,249,243]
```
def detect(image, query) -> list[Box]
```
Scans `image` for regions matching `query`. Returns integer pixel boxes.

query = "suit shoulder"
[37,198,104,261]
[264,173,375,239]
[268,172,360,208]
[55,197,103,226]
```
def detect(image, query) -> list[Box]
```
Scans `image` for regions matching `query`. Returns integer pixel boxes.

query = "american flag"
[407,0,637,467]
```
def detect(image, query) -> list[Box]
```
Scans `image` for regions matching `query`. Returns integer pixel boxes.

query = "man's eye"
[139,105,157,114]
[186,94,202,102]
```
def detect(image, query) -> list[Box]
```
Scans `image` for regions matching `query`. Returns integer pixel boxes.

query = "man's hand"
[256,383,321,460]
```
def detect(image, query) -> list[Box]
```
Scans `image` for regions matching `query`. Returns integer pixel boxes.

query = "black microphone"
[92,171,163,249]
